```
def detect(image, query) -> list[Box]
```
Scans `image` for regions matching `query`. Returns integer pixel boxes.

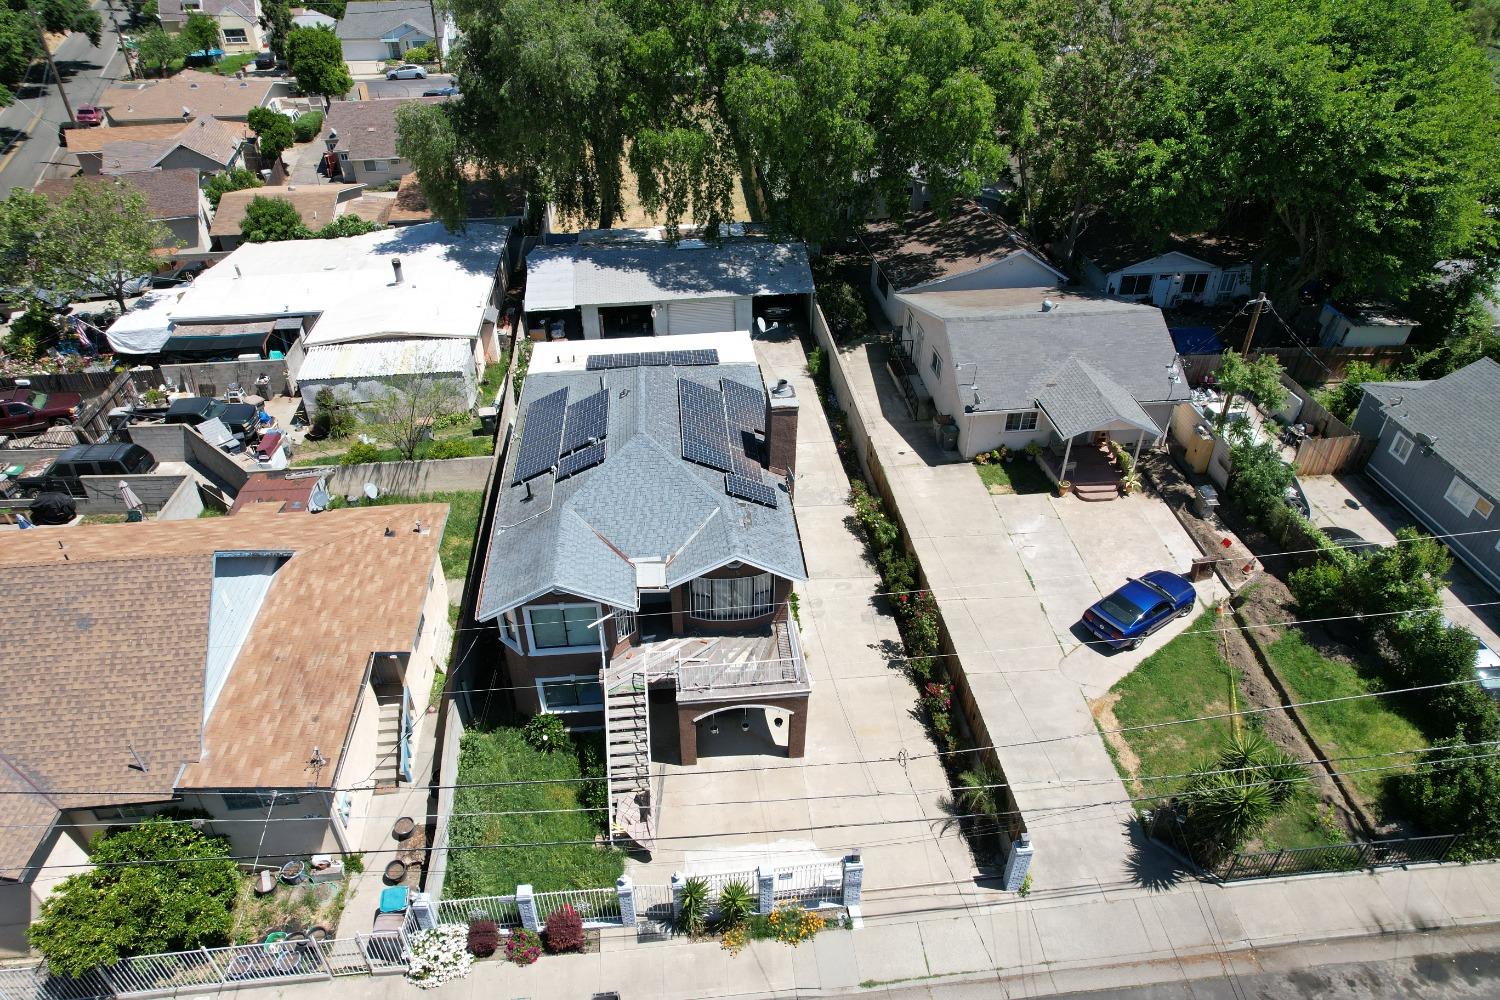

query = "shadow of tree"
[1123,816,1200,892]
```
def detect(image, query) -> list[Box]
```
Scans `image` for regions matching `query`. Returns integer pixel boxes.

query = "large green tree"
[247,105,296,162]
[241,196,309,242]
[1118,0,1500,305]
[180,10,220,53]
[131,25,180,76]
[259,0,293,62]
[394,101,465,227]
[28,817,238,977]
[285,25,352,106]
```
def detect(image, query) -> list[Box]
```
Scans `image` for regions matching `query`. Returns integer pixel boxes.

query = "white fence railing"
[770,863,844,906]
[677,654,807,692]
[98,934,406,996]
[435,894,521,928]
[533,887,622,927]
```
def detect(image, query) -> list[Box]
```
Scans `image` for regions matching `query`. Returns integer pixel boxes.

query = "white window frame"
[498,610,522,652]
[690,573,775,622]
[1118,273,1152,297]
[223,27,248,43]
[1388,432,1414,464]
[523,602,602,655]
[1005,410,1039,432]
[535,675,604,714]
[1445,476,1488,518]
[929,349,941,379]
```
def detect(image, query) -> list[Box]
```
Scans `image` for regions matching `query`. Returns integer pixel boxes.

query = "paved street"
[0,7,127,195]
[357,73,455,99]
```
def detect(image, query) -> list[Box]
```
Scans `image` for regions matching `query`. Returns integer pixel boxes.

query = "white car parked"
[386,64,428,80]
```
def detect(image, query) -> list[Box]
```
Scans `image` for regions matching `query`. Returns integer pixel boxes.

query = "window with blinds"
[690,573,774,621]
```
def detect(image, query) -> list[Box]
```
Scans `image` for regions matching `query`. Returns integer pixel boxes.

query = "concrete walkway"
[834,340,1223,892]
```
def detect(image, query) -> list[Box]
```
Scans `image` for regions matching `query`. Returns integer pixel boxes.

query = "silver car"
[386,64,427,80]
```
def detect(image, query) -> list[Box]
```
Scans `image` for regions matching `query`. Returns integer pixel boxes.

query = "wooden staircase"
[604,670,655,851]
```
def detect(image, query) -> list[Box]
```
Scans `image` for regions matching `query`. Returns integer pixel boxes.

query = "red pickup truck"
[0,388,82,435]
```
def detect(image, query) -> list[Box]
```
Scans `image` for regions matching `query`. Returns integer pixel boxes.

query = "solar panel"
[678,378,732,472]
[725,473,778,508]
[556,440,606,480]
[668,349,719,366]
[638,351,668,366]
[512,387,568,484]
[561,388,609,454]
[585,351,677,370]
[721,378,766,434]
[585,354,622,371]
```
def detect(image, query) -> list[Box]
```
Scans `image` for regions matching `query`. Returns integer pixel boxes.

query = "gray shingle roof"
[1372,357,1500,500]
[524,239,815,312]
[477,362,808,619]
[322,97,445,160]
[1035,358,1160,439]
[905,289,1189,414]
[336,1,436,41]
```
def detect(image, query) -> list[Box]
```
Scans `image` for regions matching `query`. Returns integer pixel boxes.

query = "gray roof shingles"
[525,239,815,310]
[336,0,436,40]
[1035,358,1161,439]
[1371,357,1500,500]
[477,361,807,619]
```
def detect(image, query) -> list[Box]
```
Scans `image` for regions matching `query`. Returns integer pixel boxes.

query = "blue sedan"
[1082,570,1197,651]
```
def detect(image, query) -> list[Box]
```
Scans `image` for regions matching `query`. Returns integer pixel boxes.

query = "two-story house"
[476,332,809,850]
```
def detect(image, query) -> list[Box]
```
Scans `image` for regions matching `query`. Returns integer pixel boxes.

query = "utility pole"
[31,11,76,123]
[104,0,137,80]
[1240,291,1268,355]
[428,0,443,73]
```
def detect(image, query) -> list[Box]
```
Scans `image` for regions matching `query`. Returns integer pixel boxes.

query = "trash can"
[1194,482,1220,518]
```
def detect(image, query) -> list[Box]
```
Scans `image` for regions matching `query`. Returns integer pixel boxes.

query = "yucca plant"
[716,880,754,930]
[1214,730,1304,808]
[677,876,709,937]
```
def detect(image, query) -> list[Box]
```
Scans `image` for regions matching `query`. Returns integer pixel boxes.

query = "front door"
[1151,274,1176,308]
[639,591,672,640]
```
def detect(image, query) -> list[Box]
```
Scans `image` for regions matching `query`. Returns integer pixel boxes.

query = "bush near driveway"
[444,726,622,897]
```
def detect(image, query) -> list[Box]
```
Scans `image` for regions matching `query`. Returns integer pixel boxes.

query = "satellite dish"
[363,483,379,501]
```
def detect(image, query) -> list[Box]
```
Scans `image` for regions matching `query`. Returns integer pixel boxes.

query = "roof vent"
[392,258,403,284]
[771,378,793,397]
[1041,298,1056,312]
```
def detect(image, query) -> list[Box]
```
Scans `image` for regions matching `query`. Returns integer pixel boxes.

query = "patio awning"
[161,325,274,355]
[1034,358,1161,440]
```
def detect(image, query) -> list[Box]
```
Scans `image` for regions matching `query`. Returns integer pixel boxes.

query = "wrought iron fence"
[0,963,109,1000]
[1212,834,1462,882]
[533,888,622,927]
[435,894,521,928]
[769,862,844,907]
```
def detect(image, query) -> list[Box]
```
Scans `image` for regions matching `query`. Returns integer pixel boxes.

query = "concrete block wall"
[161,358,293,399]
[321,456,492,497]
[76,474,190,513]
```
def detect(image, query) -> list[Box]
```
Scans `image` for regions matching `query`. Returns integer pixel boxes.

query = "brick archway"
[677,696,807,765]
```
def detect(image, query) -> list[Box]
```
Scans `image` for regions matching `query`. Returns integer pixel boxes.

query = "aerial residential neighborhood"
[4,0,1500,998]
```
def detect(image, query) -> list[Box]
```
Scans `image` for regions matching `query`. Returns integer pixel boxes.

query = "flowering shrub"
[542,904,585,953]
[922,682,952,713]
[765,905,825,946]
[720,922,749,955]
[504,928,542,966]
[406,925,473,988]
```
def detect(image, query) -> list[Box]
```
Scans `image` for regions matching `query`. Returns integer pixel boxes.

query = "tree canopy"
[247,106,296,162]
[131,25,180,76]
[242,195,307,242]
[28,817,238,977]
[259,0,293,62]
[286,25,352,102]
[180,10,220,53]
[204,167,263,209]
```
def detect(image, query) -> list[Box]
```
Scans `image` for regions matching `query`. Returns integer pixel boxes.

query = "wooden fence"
[1281,372,1365,476]
[1179,345,1412,389]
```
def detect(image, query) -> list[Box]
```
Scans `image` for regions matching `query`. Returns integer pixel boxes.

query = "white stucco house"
[861,201,1067,326]
[1072,221,1255,308]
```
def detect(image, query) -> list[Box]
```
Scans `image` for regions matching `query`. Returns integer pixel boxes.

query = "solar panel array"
[586,349,720,371]
[561,388,609,454]
[721,378,766,435]
[725,473,778,508]
[512,387,569,484]
[556,440,607,480]
[678,378,732,472]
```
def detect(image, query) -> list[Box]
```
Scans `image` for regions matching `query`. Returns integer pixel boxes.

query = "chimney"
[765,378,798,477]
[391,258,403,284]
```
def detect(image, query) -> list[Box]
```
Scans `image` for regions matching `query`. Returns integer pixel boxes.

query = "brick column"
[516,883,539,932]
[616,875,637,926]
[677,704,698,765]
[786,705,807,758]
[670,872,686,921]
[841,854,864,909]
[409,891,438,930]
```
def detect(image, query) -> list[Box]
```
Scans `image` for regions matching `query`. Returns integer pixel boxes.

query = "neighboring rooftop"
[901,288,1189,413]
[1074,218,1258,273]
[210,183,367,239]
[336,0,437,40]
[1367,357,1500,500]
[158,0,258,23]
[524,238,815,312]
[477,332,806,619]
[62,118,251,155]
[1327,301,1418,327]
[36,168,202,221]
[321,97,446,161]
[98,70,278,123]
[862,200,1064,290]
[0,504,447,844]
[228,472,326,514]
[297,337,476,382]
[105,221,509,354]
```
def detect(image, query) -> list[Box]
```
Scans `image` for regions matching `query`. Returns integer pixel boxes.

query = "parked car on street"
[164,396,260,442]
[1082,570,1197,651]
[421,86,458,96]
[387,64,427,80]
[74,105,103,126]
[1322,526,1380,556]
[0,388,82,435]
[151,261,207,288]
[14,443,156,498]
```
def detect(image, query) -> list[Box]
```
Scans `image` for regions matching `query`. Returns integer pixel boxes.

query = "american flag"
[67,315,94,350]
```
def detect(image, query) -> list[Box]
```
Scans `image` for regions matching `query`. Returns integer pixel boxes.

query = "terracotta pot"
[392,816,416,841]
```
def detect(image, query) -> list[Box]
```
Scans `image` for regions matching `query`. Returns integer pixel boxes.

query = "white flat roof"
[527,331,759,373]
[106,222,507,355]
[297,337,475,381]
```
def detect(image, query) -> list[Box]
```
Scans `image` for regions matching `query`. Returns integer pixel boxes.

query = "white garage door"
[668,298,738,335]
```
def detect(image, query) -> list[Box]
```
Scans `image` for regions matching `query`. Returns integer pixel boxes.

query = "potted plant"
[1057,479,1072,497]
[1025,441,1043,462]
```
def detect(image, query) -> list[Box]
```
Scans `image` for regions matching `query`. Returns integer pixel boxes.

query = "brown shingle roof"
[174,115,246,165]
[62,121,194,154]
[37,168,203,221]
[211,183,365,237]
[228,472,321,514]
[99,70,277,123]
[322,97,445,161]
[862,200,1064,290]
[1,503,447,807]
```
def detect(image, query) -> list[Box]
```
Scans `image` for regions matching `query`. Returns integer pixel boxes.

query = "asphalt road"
[358,73,455,99]
[0,3,127,195]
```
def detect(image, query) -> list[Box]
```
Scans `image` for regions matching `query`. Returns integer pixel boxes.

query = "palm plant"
[955,760,1004,818]
[716,880,754,930]
[677,876,709,937]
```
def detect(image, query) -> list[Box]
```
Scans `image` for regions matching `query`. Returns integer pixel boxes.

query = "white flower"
[406,925,473,989]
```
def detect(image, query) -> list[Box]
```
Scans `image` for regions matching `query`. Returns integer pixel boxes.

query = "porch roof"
[1035,358,1160,440]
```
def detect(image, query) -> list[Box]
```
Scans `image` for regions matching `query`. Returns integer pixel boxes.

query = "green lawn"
[328,490,483,579]
[444,727,623,897]
[292,435,492,466]
[208,53,258,76]
[975,457,1053,495]
[1263,628,1428,805]
[1107,608,1342,850]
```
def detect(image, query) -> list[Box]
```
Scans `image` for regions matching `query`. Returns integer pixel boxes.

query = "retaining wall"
[315,456,493,497]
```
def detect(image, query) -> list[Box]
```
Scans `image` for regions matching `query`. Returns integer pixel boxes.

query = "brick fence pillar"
[616,875,637,926]
[1003,834,1035,892]
[670,871,686,921]
[757,865,775,915]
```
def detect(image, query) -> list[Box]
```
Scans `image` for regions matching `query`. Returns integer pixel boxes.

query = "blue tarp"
[1170,326,1224,355]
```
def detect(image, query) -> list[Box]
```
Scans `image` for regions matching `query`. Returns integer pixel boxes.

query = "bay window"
[690,573,774,621]
[525,602,600,653]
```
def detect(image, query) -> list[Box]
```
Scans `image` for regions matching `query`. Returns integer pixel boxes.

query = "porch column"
[1133,430,1145,464]
[1060,435,1074,481]
[678,703,698,765]
[787,705,807,759]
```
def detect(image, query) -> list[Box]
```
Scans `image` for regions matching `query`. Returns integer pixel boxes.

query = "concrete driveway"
[1302,473,1500,651]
